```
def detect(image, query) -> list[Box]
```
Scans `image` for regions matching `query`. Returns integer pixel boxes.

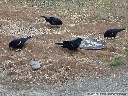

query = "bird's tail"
[119,28,125,32]
[55,43,63,45]
[40,16,47,18]
[122,28,125,30]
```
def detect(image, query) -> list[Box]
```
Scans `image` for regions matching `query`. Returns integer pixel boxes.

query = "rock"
[79,38,106,50]
[30,60,41,70]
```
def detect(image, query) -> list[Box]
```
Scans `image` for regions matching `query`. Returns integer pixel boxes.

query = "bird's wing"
[49,17,56,24]
[50,17,61,24]
[63,41,75,47]
[20,37,30,44]
[16,40,22,46]
[10,40,22,47]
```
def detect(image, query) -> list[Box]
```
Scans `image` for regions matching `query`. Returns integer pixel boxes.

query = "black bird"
[9,36,32,49]
[41,16,63,26]
[104,28,125,39]
[55,38,82,50]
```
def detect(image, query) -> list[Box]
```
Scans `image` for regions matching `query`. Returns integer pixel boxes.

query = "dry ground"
[0,0,128,90]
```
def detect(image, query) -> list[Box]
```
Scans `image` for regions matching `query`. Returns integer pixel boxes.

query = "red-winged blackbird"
[104,28,125,39]
[9,36,32,49]
[55,38,82,50]
[41,16,62,25]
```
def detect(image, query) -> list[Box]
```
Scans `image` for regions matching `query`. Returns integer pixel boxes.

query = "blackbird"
[41,16,62,25]
[9,36,32,49]
[55,38,82,50]
[104,28,125,39]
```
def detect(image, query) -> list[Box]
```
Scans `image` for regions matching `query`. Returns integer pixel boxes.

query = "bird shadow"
[56,46,84,56]
[46,24,60,29]
[9,48,22,52]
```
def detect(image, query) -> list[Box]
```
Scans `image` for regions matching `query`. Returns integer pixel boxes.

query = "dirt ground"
[0,0,128,89]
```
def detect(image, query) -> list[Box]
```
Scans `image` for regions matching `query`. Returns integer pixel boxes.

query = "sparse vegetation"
[110,56,124,67]
[0,0,127,91]
[125,48,128,55]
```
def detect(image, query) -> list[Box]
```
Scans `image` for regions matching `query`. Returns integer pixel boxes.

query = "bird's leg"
[104,37,108,39]
[77,49,86,55]
[69,50,74,56]
[111,37,115,40]
[49,25,55,29]
[56,25,60,28]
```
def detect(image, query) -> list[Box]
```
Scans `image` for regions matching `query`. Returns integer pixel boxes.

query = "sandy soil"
[0,0,128,94]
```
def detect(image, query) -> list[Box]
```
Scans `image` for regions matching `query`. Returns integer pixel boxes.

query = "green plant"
[125,48,128,55]
[110,56,124,67]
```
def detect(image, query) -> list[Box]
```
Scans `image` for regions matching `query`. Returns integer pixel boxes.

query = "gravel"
[0,71,128,96]
[0,1,128,96]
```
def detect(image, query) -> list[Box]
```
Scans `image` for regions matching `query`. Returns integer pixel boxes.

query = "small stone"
[30,60,41,70]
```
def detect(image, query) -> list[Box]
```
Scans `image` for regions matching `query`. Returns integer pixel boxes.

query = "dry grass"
[0,0,128,88]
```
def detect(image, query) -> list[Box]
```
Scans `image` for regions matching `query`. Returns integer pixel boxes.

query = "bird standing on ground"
[41,16,63,26]
[9,36,32,49]
[55,38,82,50]
[104,28,125,39]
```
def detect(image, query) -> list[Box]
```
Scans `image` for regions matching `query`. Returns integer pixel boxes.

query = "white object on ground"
[30,60,41,70]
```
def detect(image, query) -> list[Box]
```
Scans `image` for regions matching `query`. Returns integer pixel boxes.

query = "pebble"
[30,60,41,70]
